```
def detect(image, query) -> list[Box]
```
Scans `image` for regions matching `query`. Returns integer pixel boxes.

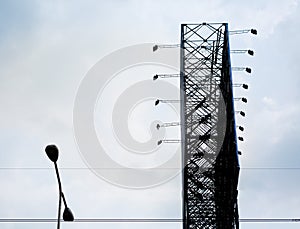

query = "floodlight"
[153,74,158,80]
[153,45,159,52]
[238,126,245,132]
[240,111,246,117]
[242,84,249,89]
[155,99,160,106]
[250,29,258,35]
[248,50,254,56]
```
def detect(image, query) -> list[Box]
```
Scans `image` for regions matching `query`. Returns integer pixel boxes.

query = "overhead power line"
[0,218,300,223]
[1,167,300,170]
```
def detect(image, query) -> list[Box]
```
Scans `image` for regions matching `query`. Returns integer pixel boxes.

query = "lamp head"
[242,84,249,89]
[63,207,74,221]
[245,67,252,74]
[241,97,248,103]
[248,50,254,56]
[153,45,158,52]
[45,144,59,162]
[153,74,158,80]
[250,29,258,35]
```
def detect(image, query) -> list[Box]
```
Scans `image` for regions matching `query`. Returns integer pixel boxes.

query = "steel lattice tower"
[180,23,240,229]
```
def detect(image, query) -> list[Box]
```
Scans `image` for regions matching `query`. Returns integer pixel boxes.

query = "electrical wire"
[0,218,300,223]
[0,167,300,170]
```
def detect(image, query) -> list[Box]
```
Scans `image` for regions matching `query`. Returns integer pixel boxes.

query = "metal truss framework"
[180,23,240,229]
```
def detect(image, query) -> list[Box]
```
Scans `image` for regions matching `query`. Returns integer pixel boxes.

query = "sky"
[1,0,300,228]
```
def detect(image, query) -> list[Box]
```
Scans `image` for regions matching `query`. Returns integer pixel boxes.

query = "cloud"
[262,96,276,107]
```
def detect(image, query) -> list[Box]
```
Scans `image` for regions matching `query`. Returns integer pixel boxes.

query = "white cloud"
[262,96,276,107]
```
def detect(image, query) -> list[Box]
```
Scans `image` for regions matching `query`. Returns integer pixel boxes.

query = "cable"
[0,218,300,223]
[1,167,300,170]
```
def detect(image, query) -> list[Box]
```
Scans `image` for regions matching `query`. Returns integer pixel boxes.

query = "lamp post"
[45,144,74,229]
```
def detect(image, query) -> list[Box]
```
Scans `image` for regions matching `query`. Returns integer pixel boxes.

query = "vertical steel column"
[180,23,188,229]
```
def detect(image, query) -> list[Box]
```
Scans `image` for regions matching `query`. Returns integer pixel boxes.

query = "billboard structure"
[180,23,240,229]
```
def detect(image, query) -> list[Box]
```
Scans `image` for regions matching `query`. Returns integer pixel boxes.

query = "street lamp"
[45,144,74,228]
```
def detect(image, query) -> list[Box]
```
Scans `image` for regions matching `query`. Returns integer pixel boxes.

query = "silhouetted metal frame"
[180,23,240,229]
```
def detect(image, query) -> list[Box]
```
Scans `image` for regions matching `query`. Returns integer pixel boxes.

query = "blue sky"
[1,0,300,228]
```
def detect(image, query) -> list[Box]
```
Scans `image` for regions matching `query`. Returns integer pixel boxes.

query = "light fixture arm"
[153,44,180,52]
[229,29,257,35]
[61,192,68,208]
